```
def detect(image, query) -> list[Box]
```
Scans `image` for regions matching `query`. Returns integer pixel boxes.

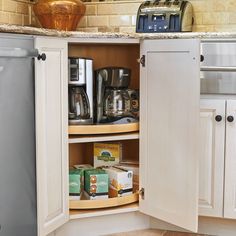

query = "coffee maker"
[68,57,93,125]
[95,67,138,124]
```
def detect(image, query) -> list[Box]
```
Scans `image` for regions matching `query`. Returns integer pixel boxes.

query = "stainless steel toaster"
[136,0,193,33]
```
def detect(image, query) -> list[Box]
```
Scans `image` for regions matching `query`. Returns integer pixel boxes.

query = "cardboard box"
[69,169,82,200]
[94,143,122,168]
[84,169,109,200]
[104,166,133,198]
[116,164,139,192]
[74,164,93,191]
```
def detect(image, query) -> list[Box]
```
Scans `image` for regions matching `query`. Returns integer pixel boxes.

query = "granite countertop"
[1,24,236,39]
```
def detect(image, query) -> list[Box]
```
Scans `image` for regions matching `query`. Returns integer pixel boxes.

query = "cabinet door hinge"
[138,55,145,67]
[139,187,145,200]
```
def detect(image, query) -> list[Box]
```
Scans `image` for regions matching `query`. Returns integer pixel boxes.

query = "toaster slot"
[169,13,180,31]
[137,13,148,32]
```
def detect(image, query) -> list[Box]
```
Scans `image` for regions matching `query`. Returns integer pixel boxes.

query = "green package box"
[84,169,109,200]
[69,169,82,200]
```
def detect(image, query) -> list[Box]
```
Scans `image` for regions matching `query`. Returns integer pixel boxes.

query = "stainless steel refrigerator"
[0,35,38,236]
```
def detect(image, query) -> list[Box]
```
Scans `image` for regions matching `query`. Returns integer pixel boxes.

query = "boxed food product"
[94,143,122,168]
[116,164,139,192]
[84,169,109,200]
[69,169,82,200]
[74,164,93,191]
[104,166,133,198]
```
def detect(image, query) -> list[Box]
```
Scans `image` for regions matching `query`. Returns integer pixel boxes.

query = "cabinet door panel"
[140,39,200,232]
[224,100,236,219]
[35,37,69,236]
[199,99,225,217]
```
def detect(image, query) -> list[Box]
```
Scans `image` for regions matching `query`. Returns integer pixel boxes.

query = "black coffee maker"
[95,67,138,124]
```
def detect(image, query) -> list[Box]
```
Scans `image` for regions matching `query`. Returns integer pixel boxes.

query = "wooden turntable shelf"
[68,123,139,135]
[69,193,139,210]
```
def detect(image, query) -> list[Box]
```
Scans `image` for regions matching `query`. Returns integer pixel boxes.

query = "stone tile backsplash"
[0,0,33,26]
[76,0,236,33]
[0,0,236,34]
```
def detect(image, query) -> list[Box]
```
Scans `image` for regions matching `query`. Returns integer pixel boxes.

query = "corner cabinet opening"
[67,42,141,219]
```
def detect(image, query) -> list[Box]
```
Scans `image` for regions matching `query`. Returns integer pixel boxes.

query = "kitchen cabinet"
[34,37,201,236]
[34,37,69,236]
[198,99,225,217]
[199,98,236,220]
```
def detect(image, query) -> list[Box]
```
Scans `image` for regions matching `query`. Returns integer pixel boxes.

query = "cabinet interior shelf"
[68,122,139,135]
[69,202,139,220]
[69,132,139,143]
[69,193,139,210]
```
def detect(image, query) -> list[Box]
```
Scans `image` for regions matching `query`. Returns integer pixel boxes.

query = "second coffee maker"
[95,67,137,124]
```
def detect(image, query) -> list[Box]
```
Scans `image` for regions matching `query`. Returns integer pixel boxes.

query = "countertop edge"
[1,24,236,39]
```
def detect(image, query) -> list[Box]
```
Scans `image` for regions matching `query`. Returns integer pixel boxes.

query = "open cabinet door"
[139,39,200,232]
[35,37,69,236]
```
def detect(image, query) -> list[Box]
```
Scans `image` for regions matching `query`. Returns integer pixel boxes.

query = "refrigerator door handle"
[0,47,39,58]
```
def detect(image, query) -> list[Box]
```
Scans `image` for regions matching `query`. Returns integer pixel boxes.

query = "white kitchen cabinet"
[34,37,69,236]
[198,99,225,217]
[34,37,202,236]
[140,39,200,232]
[224,100,236,219]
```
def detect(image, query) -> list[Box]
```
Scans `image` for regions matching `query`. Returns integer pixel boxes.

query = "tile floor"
[108,229,208,236]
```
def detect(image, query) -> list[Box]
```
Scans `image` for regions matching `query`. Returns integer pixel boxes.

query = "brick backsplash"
[77,0,236,32]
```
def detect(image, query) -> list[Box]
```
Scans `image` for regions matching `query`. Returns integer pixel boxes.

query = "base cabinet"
[36,37,201,235]
[199,98,236,220]
[198,99,225,217]
[32,35,236,236]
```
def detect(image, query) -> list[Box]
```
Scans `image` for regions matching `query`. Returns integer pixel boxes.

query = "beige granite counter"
[1,24,236,40]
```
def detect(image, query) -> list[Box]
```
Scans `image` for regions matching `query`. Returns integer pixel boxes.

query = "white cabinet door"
[199,99,225,217]
[140,39,200,232]
[35,37,69,236]
[224,100,236,219]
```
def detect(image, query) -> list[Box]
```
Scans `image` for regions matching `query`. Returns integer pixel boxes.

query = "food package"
[104,166,133,198]
[74,164,93,191]
[69,169,82,200]
[94,143,122,168]
[84,169,109,200]
[115,164,139,192]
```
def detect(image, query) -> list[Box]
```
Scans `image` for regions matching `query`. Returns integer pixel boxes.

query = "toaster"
[136,0,193,33]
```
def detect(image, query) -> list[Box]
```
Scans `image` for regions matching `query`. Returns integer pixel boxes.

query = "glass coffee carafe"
[104,89,131,118]
[69,86,92,124]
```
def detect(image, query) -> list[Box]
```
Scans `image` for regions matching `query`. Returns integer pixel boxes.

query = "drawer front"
[201,42,236,67]
[201,42,236,94]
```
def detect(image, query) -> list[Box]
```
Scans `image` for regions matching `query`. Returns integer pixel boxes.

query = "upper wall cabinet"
[139,39,200,232]
[34,37,69,236]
